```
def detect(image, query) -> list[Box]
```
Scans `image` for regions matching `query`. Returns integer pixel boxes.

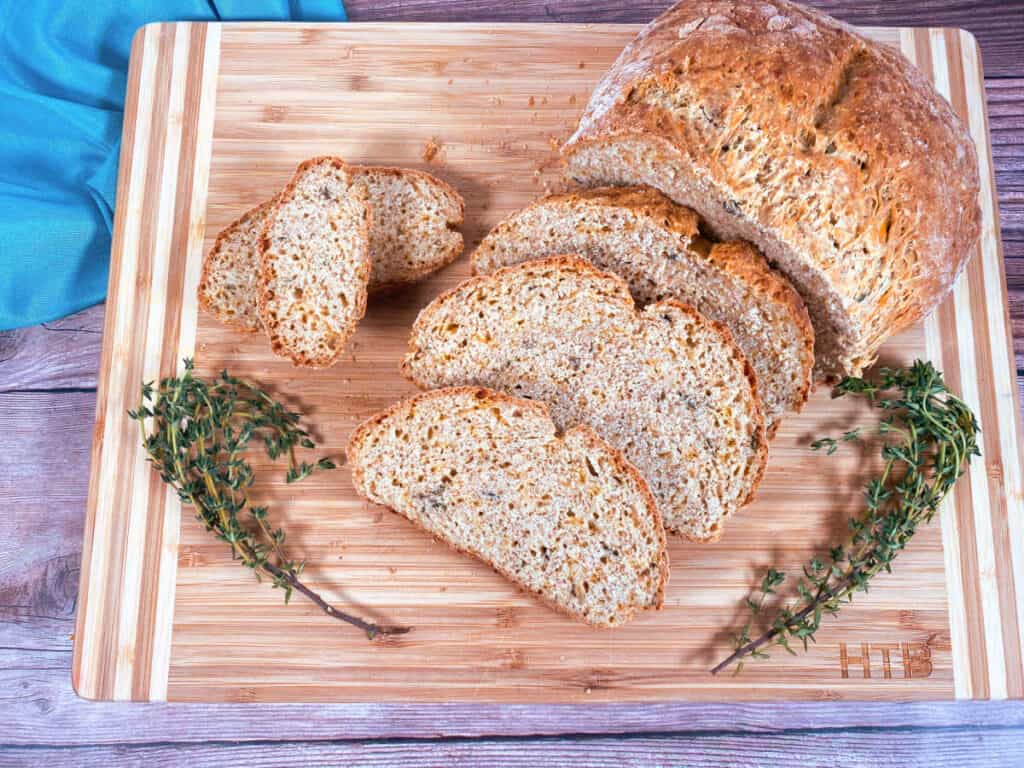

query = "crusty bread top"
[404,255,767,541]
[470,185,814,431]
[347,386,668,627]
[562,0,981,376]
[355,166,465,293]
[258,156,372,368]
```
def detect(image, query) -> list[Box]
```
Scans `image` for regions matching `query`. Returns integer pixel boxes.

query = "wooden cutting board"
[73,21,1024,703]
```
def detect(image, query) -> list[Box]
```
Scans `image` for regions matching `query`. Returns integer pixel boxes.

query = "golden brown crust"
[257,156,372,369]
[563,0,981,375]
[197,197,280,333]
[346,386,668,626]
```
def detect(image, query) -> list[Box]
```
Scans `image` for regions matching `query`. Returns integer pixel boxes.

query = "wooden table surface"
[0,1,1021,765]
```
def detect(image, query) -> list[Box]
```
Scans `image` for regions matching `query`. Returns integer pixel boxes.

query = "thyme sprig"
[711,360,979,675]
[129,359,410,640]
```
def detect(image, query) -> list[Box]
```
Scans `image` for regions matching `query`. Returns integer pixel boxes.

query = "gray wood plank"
[343,0,1024,77]
[1,728,1022,767]
[0,392,90,655]
[0,306,103,392]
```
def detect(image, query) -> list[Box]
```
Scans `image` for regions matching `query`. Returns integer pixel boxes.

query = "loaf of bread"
[198,166,464,333]
[347,386,669,627]
[259,156,372,368]
[403,256,767,541]
[563,0,981,379]
[471,185,813,432]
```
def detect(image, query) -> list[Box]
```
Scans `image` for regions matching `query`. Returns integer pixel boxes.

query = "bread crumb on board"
[422,137,442,163]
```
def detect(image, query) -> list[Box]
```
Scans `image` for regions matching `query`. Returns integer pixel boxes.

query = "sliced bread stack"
[403,255,767,542]
[471,186,814,434]
[348,386,669,627]
[198,158,465,367]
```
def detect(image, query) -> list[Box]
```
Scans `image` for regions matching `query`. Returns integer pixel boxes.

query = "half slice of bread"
[357,166,464,293]
[348,386,668,627]
[471,186,814,434]
[198,198,278,332]
[259,157,372,368]
[198,166,464,334]
[403,256,767,542]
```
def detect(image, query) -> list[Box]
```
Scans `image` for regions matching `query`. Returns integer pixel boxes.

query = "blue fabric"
[0,0,346,330]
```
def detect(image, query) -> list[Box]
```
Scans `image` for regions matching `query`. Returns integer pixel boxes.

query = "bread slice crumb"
[199,166,464,333]
[348,386,669,627]
[470,185,814,432]
[259,156,371,368]
[404,255,767,541]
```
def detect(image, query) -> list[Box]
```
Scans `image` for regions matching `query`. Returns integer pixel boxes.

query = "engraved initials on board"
[837,642,933,679]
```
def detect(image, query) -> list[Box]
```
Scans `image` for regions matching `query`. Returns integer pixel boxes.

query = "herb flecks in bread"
[259,156,372,368]
[563,0,981,379]
[471,185,813,432]
[404,256,767,542]
[348,387,668,627]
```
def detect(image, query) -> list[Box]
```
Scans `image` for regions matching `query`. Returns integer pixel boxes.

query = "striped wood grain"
[72,22,221,702]
[74,22,1023,702]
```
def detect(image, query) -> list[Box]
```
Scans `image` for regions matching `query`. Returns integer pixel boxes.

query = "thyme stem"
[712,360,980,675]
[129,358,410,639]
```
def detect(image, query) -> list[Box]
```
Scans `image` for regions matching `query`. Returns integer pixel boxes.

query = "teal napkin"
[0,0,347,330]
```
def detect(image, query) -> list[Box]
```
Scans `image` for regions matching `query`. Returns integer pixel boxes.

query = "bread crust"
[354,166,466,295]
[563,0,981,376]
[257,156,372,369]
[470,184,815,429]
[403,254,768,542]
[347,386,669,626]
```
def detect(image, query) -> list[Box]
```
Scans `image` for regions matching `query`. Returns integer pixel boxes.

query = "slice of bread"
[197,198,278,332]
[347,386,668,627]
[471,186,814,434]
[357,166,464,293]
[198,167,464,334]
[258,157,372,368]
[403,256,767,542]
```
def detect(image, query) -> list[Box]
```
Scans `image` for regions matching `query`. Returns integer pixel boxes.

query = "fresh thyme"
[711,360,979,675]
[129,359,409,640]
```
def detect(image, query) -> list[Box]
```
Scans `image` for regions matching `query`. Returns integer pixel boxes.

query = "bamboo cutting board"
[73,22,1024,703]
